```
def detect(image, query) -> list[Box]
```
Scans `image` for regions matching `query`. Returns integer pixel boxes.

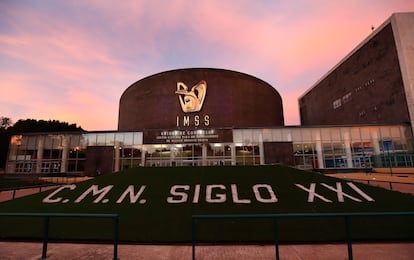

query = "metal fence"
[0,213,119,260]
[191,212,414,260]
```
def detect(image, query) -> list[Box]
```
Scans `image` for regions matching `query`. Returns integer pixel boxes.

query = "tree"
[0,117,12,129]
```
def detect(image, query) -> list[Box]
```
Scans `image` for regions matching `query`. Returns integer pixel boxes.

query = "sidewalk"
[326,172,414,195]
[0,241,413,259]
[326,172,414,184]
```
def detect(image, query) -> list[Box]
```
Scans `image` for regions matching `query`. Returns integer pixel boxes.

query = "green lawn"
[0,165,413,243]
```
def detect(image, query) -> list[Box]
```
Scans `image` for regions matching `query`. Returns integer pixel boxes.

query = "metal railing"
[0,213,119,260]
[191,212,414,260]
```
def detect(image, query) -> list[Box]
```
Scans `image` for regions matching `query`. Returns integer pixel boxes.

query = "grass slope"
[0,165,413,243]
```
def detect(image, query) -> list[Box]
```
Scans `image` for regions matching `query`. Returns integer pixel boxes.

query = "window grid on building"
[6,125,414,174]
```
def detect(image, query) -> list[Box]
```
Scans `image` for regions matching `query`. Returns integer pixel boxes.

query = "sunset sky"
[1,1,413,130]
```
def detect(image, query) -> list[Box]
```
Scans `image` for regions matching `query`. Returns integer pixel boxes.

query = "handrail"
[191,212,414,260]
[0,213,119,260]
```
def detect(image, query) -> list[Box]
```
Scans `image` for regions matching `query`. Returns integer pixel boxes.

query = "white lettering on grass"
[167,185,190,203]
[206,184,226,203]
[253,184,278,203]
[321,183,361,202]
[42,184,76,203]
[166,184,278,204]
[296,182,375,203]
[41,182,374,205]
[116,185,146,204]
[74,185,113,204]
[193,184,201,203]
[295,183,332,202]
[231,184,251,204]
[347,182,375,202]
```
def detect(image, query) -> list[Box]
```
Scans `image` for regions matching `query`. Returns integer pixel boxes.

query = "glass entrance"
[143,143,234,166]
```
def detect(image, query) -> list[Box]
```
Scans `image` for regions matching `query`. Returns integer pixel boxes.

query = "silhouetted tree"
[0,117,12,129]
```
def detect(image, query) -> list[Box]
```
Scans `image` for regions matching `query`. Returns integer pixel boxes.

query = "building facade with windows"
[299,13,414,130]
[5,13,414,175]
[6,124,413,175]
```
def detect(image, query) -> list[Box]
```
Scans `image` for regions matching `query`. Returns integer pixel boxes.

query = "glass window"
[390,127,401,138]
[379,127,390,139]
[271,129,282,141]
[330,129,341,141]
[381,139,393,151]
[250,129,259,142]
[281,129,292,142]
[393,139,405,151]
[44,136,54,149]
[132,146,142,158]
[224,144,232,157]
[360,127,372,140]
[311,128,321,141]
[350,128,361,140]
[332,142,345,154]
[303,143,315,154]
[322,143,334,154]
[233,130,243,143]
[235,144,260,166]
[105,133,115,146]
[133,132,143,145]
[210,143,224,157]
[26,136,37,150]
[291,129,301,141]
[293,143,303,155]
[320,128,331,141]
[115,132,124,143]
[242,130,253,143]
[301,129,312,142]
[96,133,106,145]
[124,133,133,146]
[262,129,272,142]
[80,134,89,148]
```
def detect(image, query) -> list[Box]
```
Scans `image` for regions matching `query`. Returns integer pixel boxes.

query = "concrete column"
[114,141,120,172]
[60,136,69,173]
[141,146,146,167]
[315,131,324,169]
[231,144,236,165]
[36,138,44,173]
[371,129,382,167]
[343,131,353,168]
[392,13,414,135]
[259,133,265,165]
[170,145,176,166]
[202,144,208,166]
[371,130,381,155]
[6,137,19,173]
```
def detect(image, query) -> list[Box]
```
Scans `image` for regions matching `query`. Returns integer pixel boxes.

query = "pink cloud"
[1,1,413,130]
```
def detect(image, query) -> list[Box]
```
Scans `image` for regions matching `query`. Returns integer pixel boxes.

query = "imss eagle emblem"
[175,80,207,113]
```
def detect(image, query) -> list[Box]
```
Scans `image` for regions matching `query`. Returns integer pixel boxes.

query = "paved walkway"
[326,172,414,184]
[0,241,413,259]
[326,172,414,195]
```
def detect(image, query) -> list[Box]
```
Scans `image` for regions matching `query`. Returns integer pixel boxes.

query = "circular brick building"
[118,68,284,130]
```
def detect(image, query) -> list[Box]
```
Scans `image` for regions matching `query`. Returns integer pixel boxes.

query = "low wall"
[373,168,414,174]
